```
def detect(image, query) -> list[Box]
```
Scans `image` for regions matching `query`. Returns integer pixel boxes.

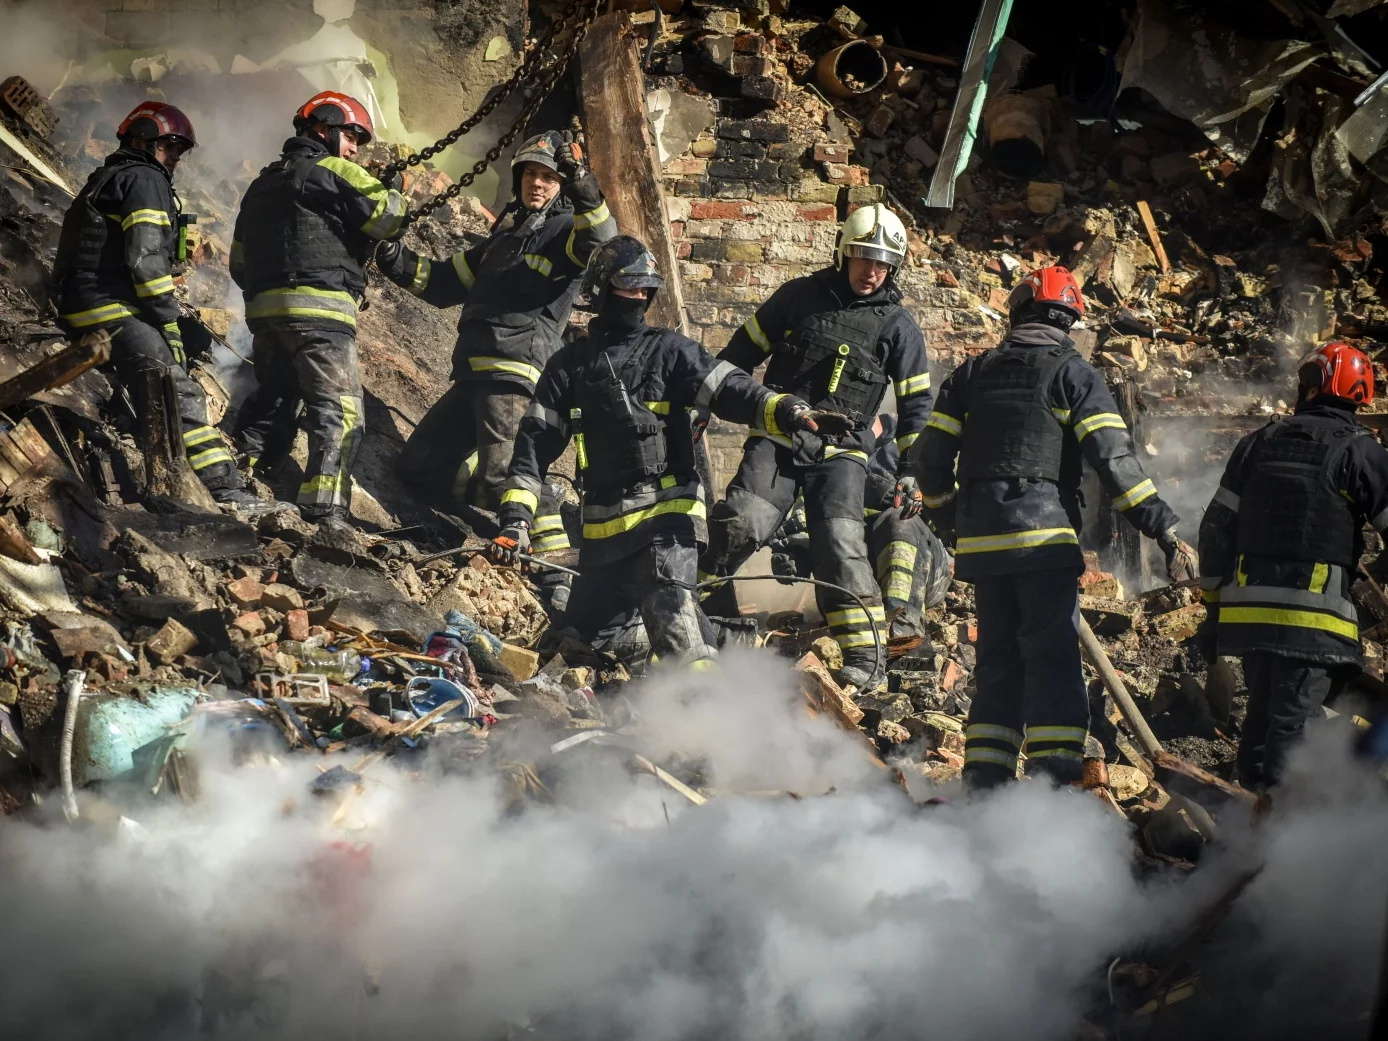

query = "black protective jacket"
[499,316,783,565]
[230,136,408,333]
[1199,403,1388,666]
[380,171,617,391]
[52,148,181,333]
[720,267,933,464]
[912,322,1178,579]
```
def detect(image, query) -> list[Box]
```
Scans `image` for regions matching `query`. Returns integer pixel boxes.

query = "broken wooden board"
[1135,200,1172,273]
[579,11,689,334]
[794,651,865,731]
[0,416,53,499]
[0,330,110,413]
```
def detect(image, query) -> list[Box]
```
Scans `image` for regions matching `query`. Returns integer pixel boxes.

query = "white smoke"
[0,652,1383,1039]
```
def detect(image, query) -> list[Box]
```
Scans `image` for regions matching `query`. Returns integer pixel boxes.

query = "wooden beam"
[578,11,688,334]
[1135,200,1172,274]
[0,329,110,413]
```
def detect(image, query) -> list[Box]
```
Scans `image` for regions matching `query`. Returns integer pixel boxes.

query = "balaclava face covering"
[595,292,649,336]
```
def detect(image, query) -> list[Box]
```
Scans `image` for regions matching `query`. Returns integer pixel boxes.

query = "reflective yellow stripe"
[966,723,1024,746]
[644,401,672,415]
[317,157,405,239]
[926,411,962,437]
[1074,412,1126,441]
[187,447,233,470]
[879,541,917,603]
[660,474,677,489]
[823,445,868,462]
[955,527,1078,554]
[182,426,222,448]
[572,201,611,230]
[582,498,705,540]
[1025,725,1088,742]
[762,393,784,437]
[530,533,571,552]
[299,474,337,495]
[501,488,539,512]
[922,488,955,508]
[1112,478,1156,511]
[896,431,920,452]
[532,514,566,533]
[245,286,358,328]
[826,605,886,626]
[121,208,171,230]
[894,372,931,397]
[452,252,476,290]
[1219,606,1358,639]
[1310,562,1329,594]
[964,747,1021,769]
[834,632,876,650]
[61,302,137,327]
[409,256,431,296]
[1201,588,1220,604]
[1051,407,1072,423]
[523,253,553,277]
[134,275,175,298]
[744,314,772,352]
[468,356,542,383]
[1024,747,1084,761]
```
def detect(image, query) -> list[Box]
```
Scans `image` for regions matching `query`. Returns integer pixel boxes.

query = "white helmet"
[835,203,908,270]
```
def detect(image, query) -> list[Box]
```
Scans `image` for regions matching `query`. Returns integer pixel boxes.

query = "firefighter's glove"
[894,474,924,519]
[489,523,530,568]
[690,404,711,443]
[1157,527,1198,584]
[381,167,405,193]
[808,410,856,437]
[557,131,585,182]
[161,321,186,367]
[774,395,819,434]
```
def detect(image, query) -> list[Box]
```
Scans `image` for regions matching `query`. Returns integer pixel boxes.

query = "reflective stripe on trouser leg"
[299,393,362,510]
[183,425,235,472]
[826,602,887,652]
[876,539,918,607]
[450,450,479,510]
[811,515,882,661]
[530,512,570,553]
[964,723,1024,774]
[1022,726,1088,768]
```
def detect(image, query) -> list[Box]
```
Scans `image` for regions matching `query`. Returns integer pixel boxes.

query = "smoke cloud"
[0,652,1382,1039]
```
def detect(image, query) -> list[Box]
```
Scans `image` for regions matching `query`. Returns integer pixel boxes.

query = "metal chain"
[384,0,603,225]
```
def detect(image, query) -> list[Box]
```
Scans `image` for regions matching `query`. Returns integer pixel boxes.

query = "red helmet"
[1299,342,1374,406]
[294,91,374,145]
[117,101,197,149]
[1007,264,1085,324]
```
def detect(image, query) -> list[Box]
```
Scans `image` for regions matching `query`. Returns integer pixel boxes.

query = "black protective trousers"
[234,324,361,518]
[397,381,565,542]
[700,436,883,666]
[964,567,1089,787]
[562,536,717,667]
[108,318,239,490]
[1237,652,1340,789]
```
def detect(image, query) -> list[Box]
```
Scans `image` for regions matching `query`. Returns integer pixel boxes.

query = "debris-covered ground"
[0,0,1385,1036]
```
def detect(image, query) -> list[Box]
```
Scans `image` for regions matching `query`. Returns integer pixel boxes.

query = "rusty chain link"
[386,0,604,226]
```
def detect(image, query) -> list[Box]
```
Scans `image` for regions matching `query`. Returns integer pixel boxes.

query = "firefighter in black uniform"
[1198,342,1388,790]
[382,131,617,554]
[230,91,408,530]
[912,265,1194,787]
[698,204,934,688]
[487,236,818,667]
[51,101,257,507]
[770,413,952,636]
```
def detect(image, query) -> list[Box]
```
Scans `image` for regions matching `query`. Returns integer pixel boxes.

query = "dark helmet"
[582,235,664,311]
[117,101,197,149]
[293,91,374,153]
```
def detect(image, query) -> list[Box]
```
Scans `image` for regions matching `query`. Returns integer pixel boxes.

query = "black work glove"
[1156,526,1198,583]
[894,474,924,519]
[557,131,585,182]
[809,410,856,437]
[382,167,405,193]
[774,395,819,434]
[489,523,530,567]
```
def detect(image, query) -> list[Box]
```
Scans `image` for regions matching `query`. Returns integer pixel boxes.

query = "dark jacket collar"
[105,146,171,182]
[1294,400,1360,421]
[1004,322,1075,349]
[281,135,330,160]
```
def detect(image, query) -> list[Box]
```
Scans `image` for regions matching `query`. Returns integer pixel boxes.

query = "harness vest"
[571,330,671,493]
[1237,413,1365,568]
[763,304,894,422]
[51,156,175,294]
[958,342,1076,482]
[237,150,367,299]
